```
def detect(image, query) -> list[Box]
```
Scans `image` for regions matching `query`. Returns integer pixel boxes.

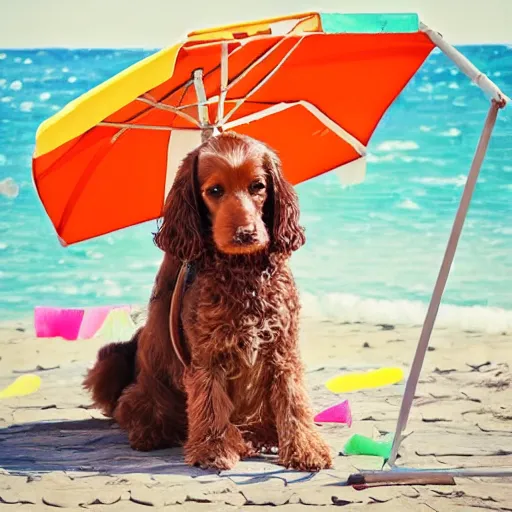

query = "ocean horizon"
[1,45,511,333]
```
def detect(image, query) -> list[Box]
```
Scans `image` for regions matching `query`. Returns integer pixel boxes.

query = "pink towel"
[34,307,85,341]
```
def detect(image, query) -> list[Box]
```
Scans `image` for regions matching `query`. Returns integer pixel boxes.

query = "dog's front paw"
[279,434,332,472]
[185,439,241,470]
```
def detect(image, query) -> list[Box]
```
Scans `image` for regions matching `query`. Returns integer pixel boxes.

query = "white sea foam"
[5,296,23,304]
[0,53,6,60]
[0,177,19,198]
[9,80,23,91]
[0,242,7,250]
[86,250,104,260]
[448,82,459,89]
[102,279,122,297]
[367,154,445,167]
[300,292,512,334]
[1,96,13,103]
[128,260,162,270]
[419,125,432,132]
[39,92,51,101]
[418,83,434,93]
[400,155,446,166]
[493,226,512,235]
[61,286,79,295]
[441,128,461,137]
[412,175,467,187]
[13,57,21,64]
[376,140,419,152]
[68,76,77,83]
[301,214,323,224]
[397,199,420,210]
[20,101,34,112]
[23,58,32,65]
[367,153,396,163]
[28,285,57,294]
[0,79,6,87]
[0,154,6,166]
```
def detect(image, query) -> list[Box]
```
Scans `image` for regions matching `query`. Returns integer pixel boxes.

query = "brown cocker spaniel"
[84,132,332,471]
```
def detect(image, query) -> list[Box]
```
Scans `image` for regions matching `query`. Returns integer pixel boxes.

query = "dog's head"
[154,132,305,260]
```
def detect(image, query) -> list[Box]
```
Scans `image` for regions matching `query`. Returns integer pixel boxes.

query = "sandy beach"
[1,311,511,511]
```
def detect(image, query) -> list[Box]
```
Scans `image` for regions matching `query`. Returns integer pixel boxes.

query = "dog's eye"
[206,185,224,198]
[249,181,265,195]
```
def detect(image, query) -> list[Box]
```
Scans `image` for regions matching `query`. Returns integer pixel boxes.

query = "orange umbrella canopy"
[33,12,435,246]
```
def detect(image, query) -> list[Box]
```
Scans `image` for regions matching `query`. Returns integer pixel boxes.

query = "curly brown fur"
[83,332,138,417]
[84,132,332,471]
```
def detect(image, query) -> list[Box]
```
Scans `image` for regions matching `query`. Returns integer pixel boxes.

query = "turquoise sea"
[0,46,511,332]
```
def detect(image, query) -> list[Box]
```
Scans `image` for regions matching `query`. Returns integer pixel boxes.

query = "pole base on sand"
[347,467,512,487]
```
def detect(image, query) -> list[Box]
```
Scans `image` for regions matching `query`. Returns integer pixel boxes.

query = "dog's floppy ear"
[153,149,206,262]
[263,149,306,254]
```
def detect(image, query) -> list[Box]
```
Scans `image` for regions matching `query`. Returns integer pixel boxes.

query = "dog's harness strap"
[169,261,192,368]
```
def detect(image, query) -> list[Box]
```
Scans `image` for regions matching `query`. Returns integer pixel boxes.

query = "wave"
[411,175,468,187]
[396,199,420,210]
[0,177,19,199]
[367,154,446,166]
[20,101,34,112]
[376,140,419,151]
[300,292,512,334]
[440,128,461,137]
[9,80,23,91]
[127,260,162,270]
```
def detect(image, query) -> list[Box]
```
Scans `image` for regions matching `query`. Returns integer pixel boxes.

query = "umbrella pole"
[193,69,214,142]
[386,100,502,469]
[420,22,509,105]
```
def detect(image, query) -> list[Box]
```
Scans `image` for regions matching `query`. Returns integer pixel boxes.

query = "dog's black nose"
[233,225,257,245]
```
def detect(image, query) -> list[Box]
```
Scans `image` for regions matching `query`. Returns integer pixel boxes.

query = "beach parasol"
[32,11,510,483]
[33,12,440,246]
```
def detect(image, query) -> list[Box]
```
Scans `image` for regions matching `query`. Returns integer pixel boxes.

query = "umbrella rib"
[224,36,290,94]
[221,36,304,125]
[168,38,287,119]
[98,122,175,131]
[136,96,201,126]
[216,42,229,124]
[142,37,291,123]
[176,36,303,127]
[223,100,367,156]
